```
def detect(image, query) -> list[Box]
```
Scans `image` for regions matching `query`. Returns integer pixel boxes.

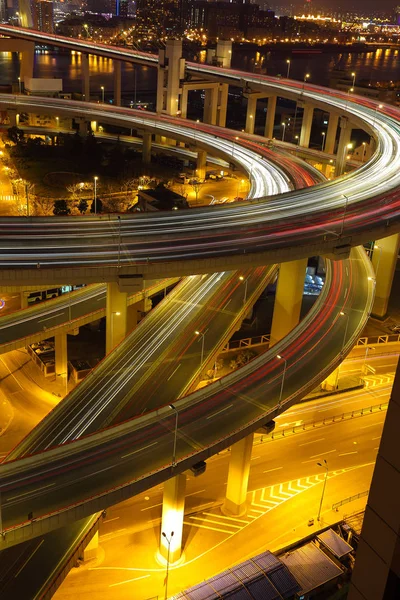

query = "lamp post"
[317,459,328,521]
[286,59,291,78]
[304,72,310,83]
[111,311,120,348]
[373,103,383,127]
[281,122,286,142]
[162,530,174,600]
[169,403,178,467]
[351,71,356,87]
[340,194,349,237]
[276,354,287,406]
[18,76,21,94]
[239,275,248,304]
[347,87,354,95]
[195,330,205,366]
[362,142,367,162]
[373,243,382,277]
[101,86,105,103]
[339,311,350,353]
[321,131,326,151]
[94,176,98,214]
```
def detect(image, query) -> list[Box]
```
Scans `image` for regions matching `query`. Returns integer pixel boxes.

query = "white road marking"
[14,539,45,577]
[0,357,23,390]
[38,313,63,323]
[372,436,381,441]
[167,363,181,381]
[109,574,151,587]
[103,517,120,524]
[206,404,233,420]
[263,466,283,473]
[339,451,358,456]
[298,438,325,446]
[186,489,206,497]
[310,449,336,459]
[140,502,162,512]
[7,482,55,502]
[121,441,158,459]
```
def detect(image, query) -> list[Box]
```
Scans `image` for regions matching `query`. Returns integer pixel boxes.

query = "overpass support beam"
[181,86,188,119]
[113,60,122,107]
[78,119,88,136]
[223,433,254,516]
[196,149,207,180]
[83,531,99,561]
[264,95,277,139]
[371,234,400,319]
[245,94,257,135]
[7,110,19,127]
[106,282,128,354]
[335,117,352,176]
[159,474,186,563]
[325,112,339,154]
[203,85,218,125]
[299,104,314,148]
[127,297,152,330]
[20,292,28,309]
[348,361,400,600]
[55,332,68,393]
[217,83,229,128]
[81,53,90,102]
[142,132,152,164]
[270,258,307,346]
[19,41,34,84]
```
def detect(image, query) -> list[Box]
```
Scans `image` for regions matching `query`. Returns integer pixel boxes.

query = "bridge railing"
[332,491,369,511]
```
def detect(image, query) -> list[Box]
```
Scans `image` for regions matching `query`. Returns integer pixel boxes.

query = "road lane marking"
[263,466,283,473]
[121,441,158,459]
[0,357,23,390]
[372,436,381,441]
[298,438,325,446]
[140,502,162,512]
[103,517,120,524]
[38,313,63,323]
[223,299,232,309]
[167,363,181,381]
[310,449,336,459]
[360,422,384,429]
[339,451,358,456]
[109,574,151,587]
[186,489,206,497]
[206,404,233,420]
[183,521,232,534]
[251,456,261,460]
[7,482,55,502]
[14,539,44,577]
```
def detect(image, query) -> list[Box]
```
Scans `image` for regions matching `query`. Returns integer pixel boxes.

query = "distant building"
[137,186,189,212]
[116,0,128,18]
[33,0,54,33]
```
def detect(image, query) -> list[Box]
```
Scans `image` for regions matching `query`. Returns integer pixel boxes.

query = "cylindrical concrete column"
[113,60,122,107]
[79,119,88,136]
[180,86,188,119]
[203,86,218,125]
[20,292,28,310]
[55,332,68,393]
[81,53,90,101]
[217,83,229,128]
[223,433,254,516]
[325,112,339,154]
[196,149,207,180]
[106,282,128,354]
[371,234,400,318]
[245,95,257,134]
[142,132,152,164]
[264,95,277,139]
[159,474,186,563]
[19,41,34,83]
[270,258,307,346]
[299,104,314,148]
[335,117,352,176]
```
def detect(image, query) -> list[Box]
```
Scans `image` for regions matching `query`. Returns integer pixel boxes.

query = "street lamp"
[239,275,248,304]
[281,122,286,142]
[17,76,21,94]
[340,194,349,237]
[169,403,178,467]
[276,354,287,407]
[94,176,98,214]
[347,87,354,95]
[110,311,120,348]
[195,330,205,366]
[294,134,299,145]
[317,459,328,522]
[286,59,291,78]
[101,86,105,103]
[321,131,326,151]
[162,531,174,600]
[304,73,310,83]
[362,141,367,162]
[339,311,350,353]
[373,103,383,127]
[373,243,382,277]
[351,71,356,87]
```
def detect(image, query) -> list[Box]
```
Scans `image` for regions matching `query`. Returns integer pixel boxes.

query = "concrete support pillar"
[55,332,68,391]
[264,95,277,139]
[216,40,232,68]
[325,112,339,154]
[20,292,28,310]
[196,149,207,180]
[299,103,314,148]
[349,360,400,600]
[113,60,122,107]
[159,474,186,563]
[335,117,352,177]
[7,110,18,127]
[270,258,307,346]
[81,53,90,102]
[83,531,99,562]
[19,42,34,84]
[321,367,339,391]
[142,132,152,164]
[181,86,188,119]
[223,433,254,516]
[245,94,257,135]
[217,83,229,128]
[371,234,400,318]
[106,282,128,354]
[78,119,87,136]
[156,40,184,117]
[203,86,218,125]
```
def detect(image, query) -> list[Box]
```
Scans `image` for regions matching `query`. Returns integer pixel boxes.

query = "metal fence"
[332,491,369,511]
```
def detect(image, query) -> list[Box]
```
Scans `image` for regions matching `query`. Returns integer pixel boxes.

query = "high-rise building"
[33,0,54,33]
[0,0,7,22]
[116,0,128,17]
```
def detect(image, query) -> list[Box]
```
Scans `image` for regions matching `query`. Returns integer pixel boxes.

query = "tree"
[90,197,103,213]
[78,198,88,214]
[190,179,203,202]
[53,199,71,216]
[32,195,54,216]
[7,126,24,145]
